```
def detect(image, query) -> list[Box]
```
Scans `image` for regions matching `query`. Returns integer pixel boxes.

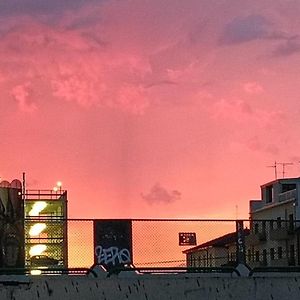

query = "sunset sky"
[1,0,300,219]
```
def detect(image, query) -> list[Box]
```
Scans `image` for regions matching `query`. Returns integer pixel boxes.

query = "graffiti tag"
[95,245,131,266]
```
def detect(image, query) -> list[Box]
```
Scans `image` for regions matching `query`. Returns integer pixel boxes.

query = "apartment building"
[184,178,300,269]
[246,178,300,268]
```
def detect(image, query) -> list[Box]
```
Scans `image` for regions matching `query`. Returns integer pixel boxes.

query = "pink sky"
[1,0,300,219]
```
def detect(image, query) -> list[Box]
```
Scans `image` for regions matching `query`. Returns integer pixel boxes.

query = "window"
[247,249,252,262]
[197,256,201,267]
[289,214,294,231]
[262,221,266,234]
[289,245,295,266]
[278,247,283,259]
[270,248,275,260]
[277,217,282,229]
[262,249,267,265]
[255,251,260,262]
[282,184,296,193]
[266,185,273,203]
[230,252,236,262]
[191,257,195,267]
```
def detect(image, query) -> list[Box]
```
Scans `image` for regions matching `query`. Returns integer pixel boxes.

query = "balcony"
[278,189,297,202]
[245,231,266,246]
[269,227,294,240]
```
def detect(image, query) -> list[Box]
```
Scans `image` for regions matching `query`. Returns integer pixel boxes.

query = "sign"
[93,220,132,270]
[179,232,197,246]
[236,220,246,264]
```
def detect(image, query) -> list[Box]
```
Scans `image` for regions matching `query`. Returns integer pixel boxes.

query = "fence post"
[236,220,246,265]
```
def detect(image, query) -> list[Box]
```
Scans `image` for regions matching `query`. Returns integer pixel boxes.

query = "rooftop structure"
[24,189,68,269]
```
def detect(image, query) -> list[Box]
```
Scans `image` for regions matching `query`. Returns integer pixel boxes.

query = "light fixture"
[29,223,46,237]
[28,202,47,216]
[53,186,58,192]
[30,269,42,275]
[56,181,62,187]
[29,244,47,256]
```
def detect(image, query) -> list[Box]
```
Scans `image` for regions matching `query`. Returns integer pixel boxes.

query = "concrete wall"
[0,274,300,300]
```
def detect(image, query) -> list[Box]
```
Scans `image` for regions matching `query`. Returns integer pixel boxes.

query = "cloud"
[220,15,270,45]
[0,0,101,16]
[11,83,37,113]
[273,37,300,56]
[211,98,253,121]
[0,0,299,117]
[243,82,264,94]
[0,19,151,114]
[141,183,181,205]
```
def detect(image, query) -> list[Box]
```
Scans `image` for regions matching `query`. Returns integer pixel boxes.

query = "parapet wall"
[0,274,300,300]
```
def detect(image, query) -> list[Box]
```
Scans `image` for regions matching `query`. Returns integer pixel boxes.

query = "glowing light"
[28,201,47,216]
[53,186,58,192]
[30,270,42,275]
[56,181,62,187]
[29,223,46,237]
[29,245,47,256]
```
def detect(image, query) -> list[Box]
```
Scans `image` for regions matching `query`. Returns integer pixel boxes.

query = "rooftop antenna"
[235,204,238,220]
[267,161,278,179]
[277,162,293,178]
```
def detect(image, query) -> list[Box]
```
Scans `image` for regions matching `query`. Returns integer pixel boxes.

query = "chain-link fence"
[67,219,300,269]
[66,219,240,269]
[18,218,300,271]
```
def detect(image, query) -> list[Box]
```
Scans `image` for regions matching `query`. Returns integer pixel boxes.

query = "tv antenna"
[277,162,293,178]
[267,161,278,179]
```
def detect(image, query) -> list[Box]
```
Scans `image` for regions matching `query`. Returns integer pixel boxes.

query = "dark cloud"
[141,183,181,205]
[273,37,300,56]
[0,0,101,16]
[219,15,269,45]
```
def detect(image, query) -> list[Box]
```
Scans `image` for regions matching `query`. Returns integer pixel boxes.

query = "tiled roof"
[183,229,249,254]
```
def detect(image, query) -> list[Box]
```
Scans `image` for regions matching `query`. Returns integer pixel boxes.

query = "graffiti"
[95,245,131,266]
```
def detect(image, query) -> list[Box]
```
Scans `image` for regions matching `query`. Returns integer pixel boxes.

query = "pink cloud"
[243,82,264,94]
[11,83,37,113]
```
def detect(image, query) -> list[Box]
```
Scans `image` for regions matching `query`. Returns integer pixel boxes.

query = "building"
[246,177,300,268]
[183,230,249,267]
[0,179,24,268]
[184,177,300,269]
[24,188,68,269]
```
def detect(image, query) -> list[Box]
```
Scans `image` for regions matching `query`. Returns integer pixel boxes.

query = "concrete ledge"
[0,274,300,299]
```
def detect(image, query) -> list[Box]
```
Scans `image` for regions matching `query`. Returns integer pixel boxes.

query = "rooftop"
[183,229,250,254]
